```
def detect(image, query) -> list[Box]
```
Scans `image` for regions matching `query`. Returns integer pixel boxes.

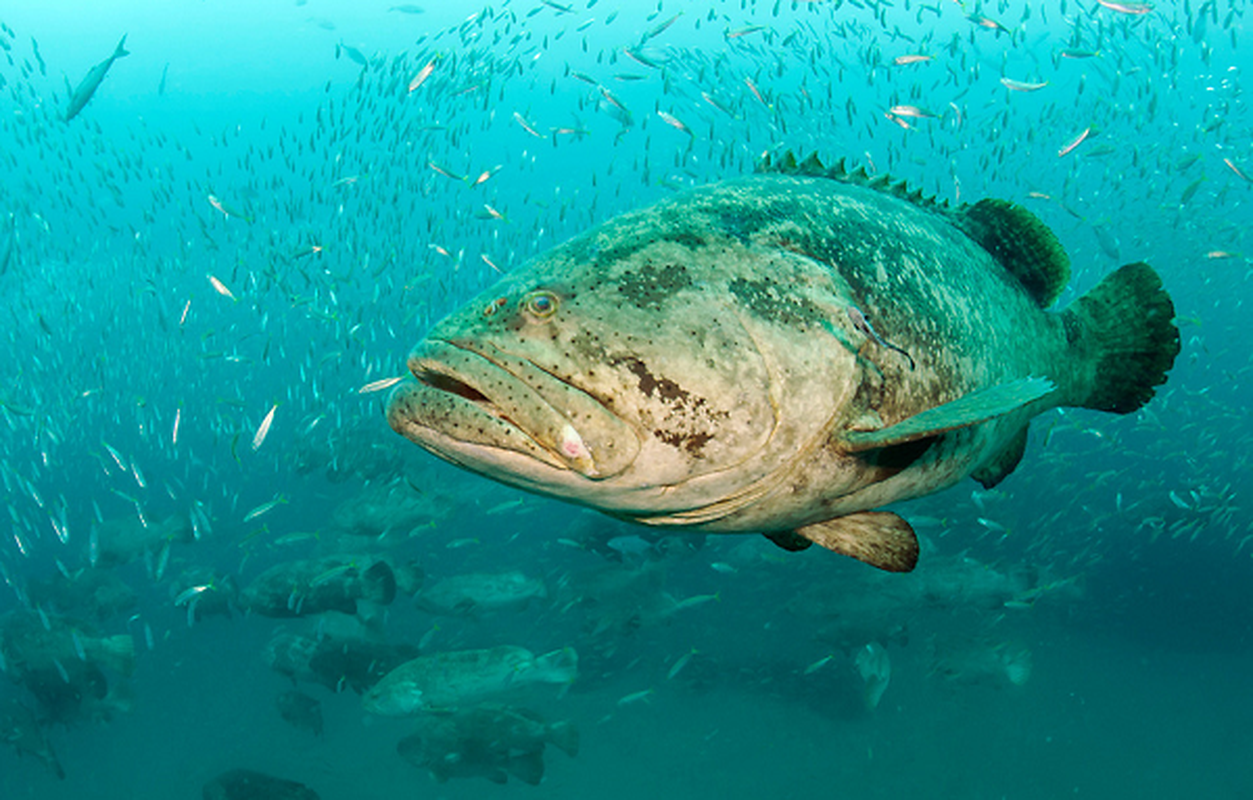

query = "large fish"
[417,570,548,616]
[63,35,129,122]
[396,703,579,786]
[387,152,1180,572]
[362,645,578,716]
[241,555,396,619]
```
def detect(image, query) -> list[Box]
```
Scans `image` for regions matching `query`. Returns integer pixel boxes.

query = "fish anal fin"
[840,377,1055,453]
[764,530,813,552]
[960,198,1071,308]
[971,425,1030,489]
[793,511,919,572]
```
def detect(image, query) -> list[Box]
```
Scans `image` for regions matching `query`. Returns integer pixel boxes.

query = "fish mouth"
[387,339,639,482]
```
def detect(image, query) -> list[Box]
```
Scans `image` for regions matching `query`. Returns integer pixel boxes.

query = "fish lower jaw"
[392,365,604,477]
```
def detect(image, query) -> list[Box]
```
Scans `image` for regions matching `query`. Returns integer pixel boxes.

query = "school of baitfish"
[0,0,1248,796]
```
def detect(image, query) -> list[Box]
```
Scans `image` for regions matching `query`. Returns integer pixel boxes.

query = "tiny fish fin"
[971,424,1030,488]
[763,530,813,552]
[793,511,919,572]
[840,377,1055,453]
[1062,261,1179,414]
[959,198,1071,308]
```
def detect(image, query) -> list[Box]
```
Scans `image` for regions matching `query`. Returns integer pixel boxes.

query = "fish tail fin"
[1063,261,1179,413]
[115,35,130,58]
[534,646,579,685]
[100,634,136,676]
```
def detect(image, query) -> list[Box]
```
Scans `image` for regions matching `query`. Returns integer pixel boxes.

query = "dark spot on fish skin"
[619,357,688,401]
[706,195,803,242]
[729,276,823,327]
[607,355,726,456]
[654,427,714,454]
[661,230,707,249]
[616,261,692,310]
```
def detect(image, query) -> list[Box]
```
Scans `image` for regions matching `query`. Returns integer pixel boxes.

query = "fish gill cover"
[0,1,1249,798]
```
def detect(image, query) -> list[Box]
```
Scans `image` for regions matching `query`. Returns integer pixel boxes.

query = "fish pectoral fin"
[840,376,1055,453]
[793,511,919,572]
[971,424,1030,488]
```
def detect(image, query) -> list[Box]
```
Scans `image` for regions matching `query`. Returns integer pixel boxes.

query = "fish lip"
[391,339,634,479]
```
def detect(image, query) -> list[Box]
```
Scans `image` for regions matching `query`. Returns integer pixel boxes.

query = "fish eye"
[522,290,559,319]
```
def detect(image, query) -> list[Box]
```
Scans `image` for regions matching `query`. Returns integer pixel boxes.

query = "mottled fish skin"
[363,645,577,715]
[388,169,1171,542]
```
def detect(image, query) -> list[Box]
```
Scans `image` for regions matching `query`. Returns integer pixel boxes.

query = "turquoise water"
[1,1,1251,797]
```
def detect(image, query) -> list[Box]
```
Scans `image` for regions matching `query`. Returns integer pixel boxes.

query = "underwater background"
[1,0,1251,797]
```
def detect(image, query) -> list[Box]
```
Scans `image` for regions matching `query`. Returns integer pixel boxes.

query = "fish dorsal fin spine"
[756,150,949,214]
[959,198,1071,308]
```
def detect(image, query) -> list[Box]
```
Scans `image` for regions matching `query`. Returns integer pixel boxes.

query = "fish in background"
[202,769,320,800]
[90,513,195,570]
[275,690,323,737]
[363,646,578,716]
[388,152,1180,573]
[25,569,138,625]
[396,703,579,786]
[265,630,420,695]
[240,555,396,621]
[0,610,135,679]
[928,636,1033,688]
[417,570,548,616]
[63,34,129,122]
[0,610,135,724]
[328,479,452,538]
[854,642,891,710]
[0,699,65,780]
[170,568,240,622]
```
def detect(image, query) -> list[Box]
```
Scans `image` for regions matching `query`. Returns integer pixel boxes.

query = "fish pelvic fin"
[1062,261,1180,414]
[792,511,919,572]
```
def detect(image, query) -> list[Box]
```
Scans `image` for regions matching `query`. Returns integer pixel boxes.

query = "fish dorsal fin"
[840,377,1055,453]
[959,198,1071,308]
[793,511,919,572]
[755,150,950,214]
[757,152,1071,308]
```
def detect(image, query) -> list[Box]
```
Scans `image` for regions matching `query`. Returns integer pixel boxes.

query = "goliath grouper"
[387,152,1179,572]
